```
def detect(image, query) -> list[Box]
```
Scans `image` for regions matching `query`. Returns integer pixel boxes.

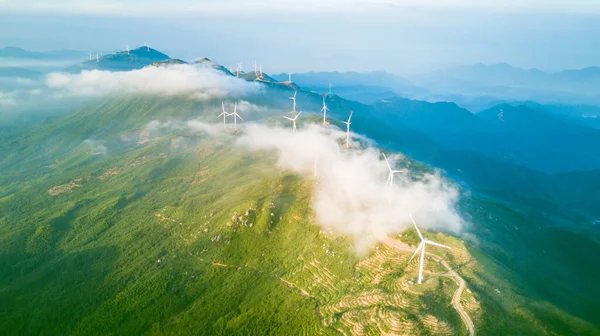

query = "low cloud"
[236,123,463,253]
[82,139,108,155]
[45,64,262,100]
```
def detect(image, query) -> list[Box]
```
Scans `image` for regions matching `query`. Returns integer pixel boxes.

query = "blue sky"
[1,0,599,73]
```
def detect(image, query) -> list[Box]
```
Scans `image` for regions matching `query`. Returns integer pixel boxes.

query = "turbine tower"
[288,72,292,83]
[329,80,332,96]
[88,51,92,61]
[320,95,329,125]
[96,52,99,63]
[236,62,242,78]
[259,64,263,77]
[289,91,297,113]
[253,61,258,75]
[283,111,302,134]
[125,45,130,55]
[382,152,406,186]
[217,102,231,128]
[144,41,150,51]
[407,214,451,284]
[230,102,243,131]
[342,111,353,148]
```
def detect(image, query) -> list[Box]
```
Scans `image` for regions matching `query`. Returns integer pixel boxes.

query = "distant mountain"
[411,63,600,107]
[66,47,171,72]
[0,46,88,61]
[271,71,424,102]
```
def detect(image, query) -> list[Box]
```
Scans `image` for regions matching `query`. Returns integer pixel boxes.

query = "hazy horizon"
[1,0,600,74]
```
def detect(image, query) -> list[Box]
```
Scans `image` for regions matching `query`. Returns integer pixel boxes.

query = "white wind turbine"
[217,102,231,128]
[230,102,243,131]
[289,91,297,113]
[288,72,292,83]
[382,153,406,186]
[253,61,258,75]
[144,41,150,51]
[96,52,99,63]
[407,214,451,284]
[283,112,302,134]
[342,111,353,148]
[88,51,92,61]
[259,64,263,77]
[320,95,330,125]
[125,45,130,55]
[328,80,332,96]
[236,62,242,78]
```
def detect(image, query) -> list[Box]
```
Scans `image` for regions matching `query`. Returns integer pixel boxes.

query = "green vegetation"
[0,96,598,335]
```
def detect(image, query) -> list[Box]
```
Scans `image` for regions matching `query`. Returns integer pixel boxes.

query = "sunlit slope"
[0,97,598,335]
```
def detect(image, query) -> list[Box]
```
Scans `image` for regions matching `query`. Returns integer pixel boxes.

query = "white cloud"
[45,64,261,100]
[237,123,463,253]
[0,91,15,105]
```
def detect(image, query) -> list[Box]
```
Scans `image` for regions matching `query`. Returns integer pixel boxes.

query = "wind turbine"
[259,64,263,77]
[407,214,451,284]
[320,95,329,125]
[144,41,150,51]
[342,111,353,148]
[382,152,406,186]
[217,102,231,128]
[96,52,99,63]
[88,51,92,61]
[236,62,242,78]
[283,111,302,134]
[288,72,292,83]
[253,61,258,74]
[230,102,243,131]
[289,91,297,113]
[328,80,332,96]
[125,45,130,55]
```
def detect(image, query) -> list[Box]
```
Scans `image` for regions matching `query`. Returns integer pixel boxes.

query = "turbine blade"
[348,111,353,122]
[382,152,392,171]
[222,101,225,112]
[409,214,424,240]
[296,111,302,118]
[407,242,424,264]
[283,116,294,121]
[237,114,244,121]
[217,112,225,118]
[425,241,451,249]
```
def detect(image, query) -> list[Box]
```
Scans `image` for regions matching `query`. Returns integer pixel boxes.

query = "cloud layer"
[46,64,261,100]
[236,123,463,253]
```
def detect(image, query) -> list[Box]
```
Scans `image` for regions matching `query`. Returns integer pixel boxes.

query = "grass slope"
[0,96,598,335]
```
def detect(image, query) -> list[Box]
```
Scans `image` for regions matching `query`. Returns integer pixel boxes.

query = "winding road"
[383,238,475,336]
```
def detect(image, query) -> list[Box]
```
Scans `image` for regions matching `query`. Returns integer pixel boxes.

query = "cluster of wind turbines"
[88,42,151,63]
[214,73,449,285]
[233,62,264,79]
[217,102,244,131]
[281,90,353,148]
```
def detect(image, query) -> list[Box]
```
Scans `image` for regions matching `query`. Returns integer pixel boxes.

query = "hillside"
[66,47,171,72]
[1,91,599,335]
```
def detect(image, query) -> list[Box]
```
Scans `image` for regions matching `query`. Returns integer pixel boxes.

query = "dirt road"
[383,237,475,336]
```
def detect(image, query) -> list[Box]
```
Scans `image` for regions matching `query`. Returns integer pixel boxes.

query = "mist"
[45,64,262,99]
[236,123,463,253]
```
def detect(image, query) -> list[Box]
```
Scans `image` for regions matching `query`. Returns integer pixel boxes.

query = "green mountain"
[66,47,171,72]
[1,61,600,335]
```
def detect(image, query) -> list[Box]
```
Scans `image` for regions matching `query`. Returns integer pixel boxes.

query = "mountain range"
[1,47,599,335]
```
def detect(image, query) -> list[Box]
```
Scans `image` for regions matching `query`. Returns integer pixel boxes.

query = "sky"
[1,0,599,73]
